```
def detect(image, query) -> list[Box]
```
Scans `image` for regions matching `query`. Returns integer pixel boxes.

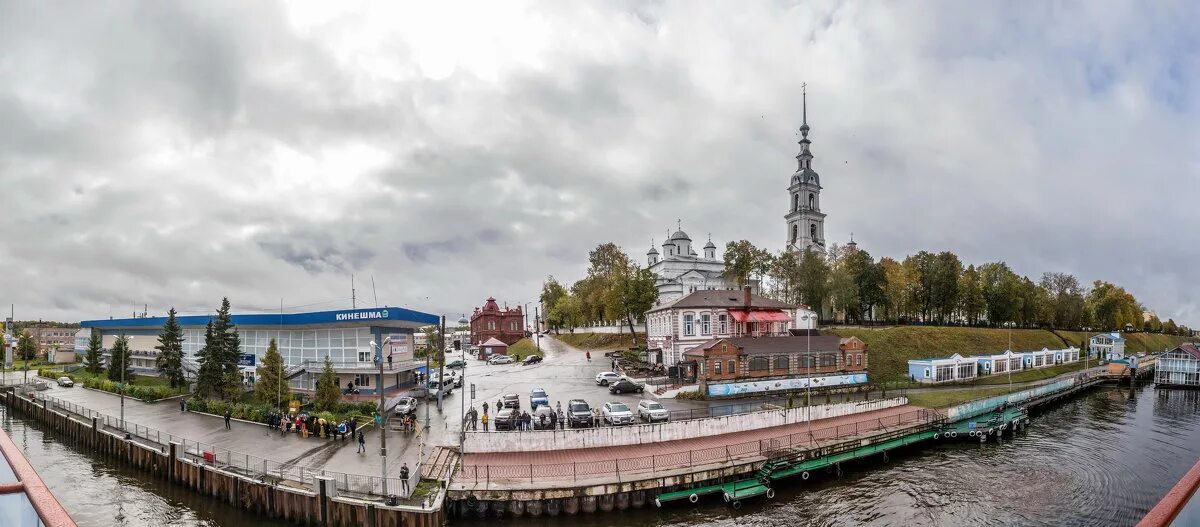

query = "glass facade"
[182,327,377,366]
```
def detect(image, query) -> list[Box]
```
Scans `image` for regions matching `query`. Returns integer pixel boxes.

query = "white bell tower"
[785,83,827,255]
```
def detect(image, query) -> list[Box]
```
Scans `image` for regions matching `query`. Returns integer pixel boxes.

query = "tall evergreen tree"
[16,331,37,361]
[155,307,187,389]
[194,321,221,398]
[106,334,133,382]
[254,338,290,407]
[84,329,104,374]
[314,356,341,411]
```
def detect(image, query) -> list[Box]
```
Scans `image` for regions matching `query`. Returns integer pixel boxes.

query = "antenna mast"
[351,275,357,309]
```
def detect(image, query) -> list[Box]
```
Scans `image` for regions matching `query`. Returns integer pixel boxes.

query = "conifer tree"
[195,320,220,398]
[155,307,187,389]
[254,338,290,407]
[106,334,133,382]
[314,356,341,412]
[85,329,104,374]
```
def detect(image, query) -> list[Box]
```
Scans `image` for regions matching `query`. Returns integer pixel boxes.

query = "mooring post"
[169,441,179,483]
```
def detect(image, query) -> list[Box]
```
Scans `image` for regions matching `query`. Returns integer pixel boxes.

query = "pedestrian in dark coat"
[223,410,232,430]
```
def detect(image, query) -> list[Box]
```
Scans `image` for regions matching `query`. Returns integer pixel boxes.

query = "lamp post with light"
[370,340,388,496]
[801,313,814,407]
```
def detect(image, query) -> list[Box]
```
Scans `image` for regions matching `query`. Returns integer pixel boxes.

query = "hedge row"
[40,369,179,402]
[185,398,378,425]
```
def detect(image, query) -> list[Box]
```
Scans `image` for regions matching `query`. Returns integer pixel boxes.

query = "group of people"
[464,401,567,432]
[266,410,360,444]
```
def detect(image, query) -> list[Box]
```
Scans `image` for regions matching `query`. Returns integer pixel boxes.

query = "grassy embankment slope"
[1051,330,1190,354]
[824,326,1068,383]
[554,332,636,350]
[905,385,1025,408]
[507,338,542,358]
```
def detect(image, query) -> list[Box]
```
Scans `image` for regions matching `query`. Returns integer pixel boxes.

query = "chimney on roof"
[743,286,752,308]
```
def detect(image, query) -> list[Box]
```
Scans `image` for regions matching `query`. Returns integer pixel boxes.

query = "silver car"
[392,396,417,416]
[602,402,635,426]
[637,400,669,422]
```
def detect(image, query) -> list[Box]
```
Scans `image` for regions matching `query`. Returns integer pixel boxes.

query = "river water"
[5,385,1200,527]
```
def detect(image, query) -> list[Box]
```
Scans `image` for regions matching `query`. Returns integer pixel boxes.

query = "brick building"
[469,297,524,346]
[684,333,868,397]
[25,326,79,358]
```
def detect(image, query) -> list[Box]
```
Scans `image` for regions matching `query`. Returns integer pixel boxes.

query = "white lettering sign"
[335,309,390,321]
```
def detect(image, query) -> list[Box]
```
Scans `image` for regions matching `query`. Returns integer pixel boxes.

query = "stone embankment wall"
[0,390,443,527]
[463,398,908,452]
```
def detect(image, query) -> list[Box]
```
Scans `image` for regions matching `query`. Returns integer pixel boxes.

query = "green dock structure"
[656,400,1039,509]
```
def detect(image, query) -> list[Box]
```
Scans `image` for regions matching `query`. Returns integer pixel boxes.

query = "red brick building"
[684,332,869,397]
[470,297,524,346]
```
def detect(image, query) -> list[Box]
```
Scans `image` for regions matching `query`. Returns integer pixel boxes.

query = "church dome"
[670,229,691,241]
[482,297,499,312]
[703,239,716,249]
[647,246,659,255]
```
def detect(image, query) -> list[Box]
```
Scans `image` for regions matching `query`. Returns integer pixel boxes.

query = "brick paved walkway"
[461,405,925,485]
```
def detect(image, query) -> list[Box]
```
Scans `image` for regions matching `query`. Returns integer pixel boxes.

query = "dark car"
[494,408,517,431]
[445,359,466,369]
[522,355,542,365]
[501,393,520,409]
[608,379,645,394]
[567,399,593,428]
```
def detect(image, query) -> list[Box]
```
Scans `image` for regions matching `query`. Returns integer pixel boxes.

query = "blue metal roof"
[82,306,440,329]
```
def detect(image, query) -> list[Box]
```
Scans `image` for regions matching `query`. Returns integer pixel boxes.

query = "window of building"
[721,343,728,353]
[856,354,862,366]
[354,374,372,387]
[358,350,372,363]
[924,368,931,379]
[714,360,721,375]
[749,356,769,371]
[701,313,711,335]
[728,360,736,375]
[487,321,496,330]
[773,355,789,370]
[957,363,974,379]
[820,354,836,367]
[718,314,728,334]
[684,314,694,336]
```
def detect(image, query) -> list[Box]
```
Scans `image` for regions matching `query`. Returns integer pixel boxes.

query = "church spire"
[797,83,814,171]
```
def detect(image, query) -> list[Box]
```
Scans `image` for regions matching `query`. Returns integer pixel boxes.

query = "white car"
[426,380,453,400]
[602,402,635,426]
[57,376,74,387]
[488,354,514,365]
[595,372,621,386]
[392,396,417,416]
[637,400,669,422]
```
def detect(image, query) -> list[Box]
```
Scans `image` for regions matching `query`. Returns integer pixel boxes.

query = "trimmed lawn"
[60,368,179,389]
[906,385,1024,409]
[507,338,542,358]
[825,326,1067,382]
[554,332,637,350]
[969,361,1086,385]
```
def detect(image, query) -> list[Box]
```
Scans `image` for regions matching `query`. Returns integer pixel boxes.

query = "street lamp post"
[801,314,813,407]
[370,341,388,496]
[458,316,469,455]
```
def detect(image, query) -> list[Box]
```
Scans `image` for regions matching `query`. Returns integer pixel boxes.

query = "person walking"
[223,410,232,430]
[400,463,411,495]
[557,408,565,429]
[180,399,186,412]
[482,401,489,416]
[357,431,366,453]
[481,412,489,431]
[586,351,591,361]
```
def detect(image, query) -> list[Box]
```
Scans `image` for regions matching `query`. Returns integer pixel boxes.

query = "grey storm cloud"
[0,1,1198,325]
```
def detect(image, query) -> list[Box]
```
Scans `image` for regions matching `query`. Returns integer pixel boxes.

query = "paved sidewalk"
[463,404,919,474]
[35,383,428,485]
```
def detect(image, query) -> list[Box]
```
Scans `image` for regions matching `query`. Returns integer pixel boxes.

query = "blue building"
[78,306,439,395]
[908,347,1080,384]
[1089,332,1126,361]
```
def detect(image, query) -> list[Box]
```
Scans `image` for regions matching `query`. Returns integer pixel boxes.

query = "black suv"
[567,399,593,428]
[501,393,520,409]
[608,379,645,394]
[494,408,517,431]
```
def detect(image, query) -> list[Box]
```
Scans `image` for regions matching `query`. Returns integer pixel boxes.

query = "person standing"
[481,412,489,431]
[357,431,366,453]
[180,399,186,412]
[482,401,489,416]
[399,463,411,495]
[223,410,232,430]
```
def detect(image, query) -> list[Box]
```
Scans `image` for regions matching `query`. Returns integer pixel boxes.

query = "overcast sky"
[1,1,1198,326]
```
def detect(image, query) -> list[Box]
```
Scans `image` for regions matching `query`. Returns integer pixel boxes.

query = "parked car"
[426,380,452,399]
[530,388,549,409]
[595,372,621,386]
[602,402,635,426]
[533,406,556,429]
[501,393,520,409]
[488,354,515,365]
[445,359,466,369]
[637,400,669,422]
[56,377,74,387]
[522,355,543,365]
[567,399,593,428]
[392,396,417,416]
[494,408,517,431]
[609,379,645,394]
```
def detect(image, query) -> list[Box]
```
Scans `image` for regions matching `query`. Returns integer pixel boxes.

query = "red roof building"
[470,297,524,346]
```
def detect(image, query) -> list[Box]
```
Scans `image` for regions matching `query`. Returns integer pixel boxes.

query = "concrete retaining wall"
[945,378,1076,421]
[463,397,907,452]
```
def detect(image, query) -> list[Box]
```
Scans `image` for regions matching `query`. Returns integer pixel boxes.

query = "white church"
[646,87,831,305]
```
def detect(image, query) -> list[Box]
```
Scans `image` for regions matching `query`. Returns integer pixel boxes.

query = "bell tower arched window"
[809,193,815,210]
[793,194,799,211]
[810,223,817,241]
[791,224,798,244]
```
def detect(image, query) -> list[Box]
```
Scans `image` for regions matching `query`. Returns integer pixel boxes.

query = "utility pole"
[351,275,356,310]
[438,316,446,412]
[376,339,387,496]
[534,307,541,353]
